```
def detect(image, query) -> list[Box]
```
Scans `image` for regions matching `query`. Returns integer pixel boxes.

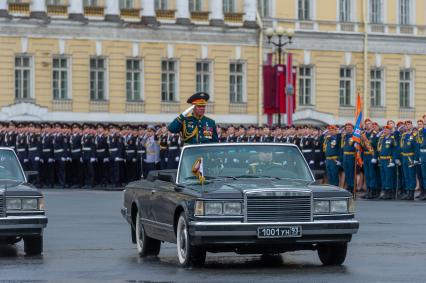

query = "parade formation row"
[0,119,425,201]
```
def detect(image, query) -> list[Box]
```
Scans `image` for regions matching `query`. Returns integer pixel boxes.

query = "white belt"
[54,149,64,153]
[137,150,145,153]
[421,149,426,153]
[71,149,81,153]
[17,148,26,152]
[83,147,91,151]
[302,149,313,153]
[126,150,135,153]
[109,148,118,152]
[169,146,178,150]
[42,149,51,152]
[315,150,321,153]
[29,147,38,151]
[96,149,106,153]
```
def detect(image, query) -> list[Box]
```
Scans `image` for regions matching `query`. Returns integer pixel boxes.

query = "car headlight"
[204,202,223,215]
[22,198,38,210]
[223,202,242,215]
[330,200,349,213]
[6,198,22,210]
[314,200,330,214]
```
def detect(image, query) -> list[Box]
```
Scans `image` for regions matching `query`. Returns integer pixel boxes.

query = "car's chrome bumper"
[188,220,359,246]
[0,215,48,236]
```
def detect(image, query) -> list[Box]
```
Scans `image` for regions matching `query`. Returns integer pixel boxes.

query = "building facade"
[0,0,425,125]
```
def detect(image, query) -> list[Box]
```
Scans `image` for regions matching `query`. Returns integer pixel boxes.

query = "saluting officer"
[169,92,218,144]
[323,125,341,186]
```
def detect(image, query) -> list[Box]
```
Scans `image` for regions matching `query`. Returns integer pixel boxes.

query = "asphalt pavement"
[1,189,426,283]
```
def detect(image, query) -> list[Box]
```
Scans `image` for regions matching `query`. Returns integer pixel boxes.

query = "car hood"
[187,178,351,199]
[0,180,42,197]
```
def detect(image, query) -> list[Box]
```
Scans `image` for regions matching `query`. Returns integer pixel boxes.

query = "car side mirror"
[25,171,38,183]
[312,170,325,181]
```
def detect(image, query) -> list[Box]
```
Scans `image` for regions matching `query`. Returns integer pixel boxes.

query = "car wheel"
[24,235,43,256]
[135,211,161,257]
[317,242,348,266]
[176,212,206,267]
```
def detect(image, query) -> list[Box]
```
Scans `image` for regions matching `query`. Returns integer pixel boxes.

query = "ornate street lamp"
[265,27,295,126]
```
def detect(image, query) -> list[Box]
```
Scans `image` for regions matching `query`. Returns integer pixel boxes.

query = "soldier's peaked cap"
[187,92,210,106]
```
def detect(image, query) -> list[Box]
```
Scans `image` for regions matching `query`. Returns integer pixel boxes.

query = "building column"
[141,0,157,25]
[176,0,191,25]
[0,0,8,17]
[30,0,48,19]
[69,0,85,21]
[105,0,121,22]
[243,0,257,28]
[209,0,224,26]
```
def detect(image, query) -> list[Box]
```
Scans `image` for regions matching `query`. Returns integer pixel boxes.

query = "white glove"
[90,157,96,163]
[61,157,66,162]
[371,158,377,164]
[175,156,179,162]
[48,158,55,163]
[233,158,239,163]
[395,159,401,166]
[34,156,40,161]
[114,157,122,162]
[420,157,422,162]
[414,160,420,165]
[24,158,29,163]
[388,162,395,168]
[103,157,109,163]
[132,158,137,162]
[39,159,44,164]
[320,161,324,166]
[336,161,341,166]
[182,105,195,116]
[309,160,314,165]
[67,157,72,162]
[80,157,83,163]
[165,158,168,162]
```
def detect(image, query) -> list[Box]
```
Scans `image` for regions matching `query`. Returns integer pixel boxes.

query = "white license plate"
[257,226,302,238]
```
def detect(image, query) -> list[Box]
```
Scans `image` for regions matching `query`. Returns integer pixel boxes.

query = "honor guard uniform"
[415,120,425,200]
[323,125,341,186]
[377,126,399,200]
[399,121,417,200]
[312,128,325,171]
[226,126,237,143]
[168,92,218,144]
[16,125,28,170]
[137,128,147,180]
[27,123,42,185]
[158,130,169,169]
[300,133,314,169]
[40,123,54,187]
[4,123,17,151]
[340,123,356,194]
[70,123,83,188]
[363,119,379,199]
[167,132,181,169]
[418,122,426,200]
[108,125,125,187]
[53,123,69,188]
[125,128,139,182]
[95,124,109,187]
[260,125,274,142]
[236,125,248,143]
[81,124,96,188]
[247,125,260,143]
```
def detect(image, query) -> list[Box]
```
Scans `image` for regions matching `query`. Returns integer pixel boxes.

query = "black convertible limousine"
[121,143,359,267]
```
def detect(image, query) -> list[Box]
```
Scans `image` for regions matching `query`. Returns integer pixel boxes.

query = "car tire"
[24,235,43,256]
[317,242,348,266]
[135,211,161,257]
[176,212,206,268]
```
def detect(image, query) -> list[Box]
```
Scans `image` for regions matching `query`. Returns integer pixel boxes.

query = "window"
[83,0,98,7]
[189,0,202,12]
[126,59,142,101]
[298,66,313,106]
[339,67,354,106]
[161,60,177,102]
[155,0,168,10]
[229,62,245,103]
[399,69,413,108]
[370,0,382,24]
[258,0,271,17]
[15,56,32,100]
[298,0,311,20]
[399,0,410,25]
[223,0,235,13]
[370,69,383,107]
[120,0,134,9]
[46,0,63,5]
[339,0,351,22]
[90,57,106,101]
[52,57,69,100]
[196,61,211,95]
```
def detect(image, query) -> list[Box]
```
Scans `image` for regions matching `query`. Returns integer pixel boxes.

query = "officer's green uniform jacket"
[168,113,218,144]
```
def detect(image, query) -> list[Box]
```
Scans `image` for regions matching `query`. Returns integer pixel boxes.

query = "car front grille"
[245,189,312,222]
[0,190,5,218]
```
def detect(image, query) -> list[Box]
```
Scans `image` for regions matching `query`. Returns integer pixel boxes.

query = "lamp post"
[265,26,295,126]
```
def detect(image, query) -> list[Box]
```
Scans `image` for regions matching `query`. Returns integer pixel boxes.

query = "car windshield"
[0,149,25,183]
[178,144,313,184]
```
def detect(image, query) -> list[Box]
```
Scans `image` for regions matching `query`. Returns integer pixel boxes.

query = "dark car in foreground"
[122,143,359,267]
[0,147,47,255]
